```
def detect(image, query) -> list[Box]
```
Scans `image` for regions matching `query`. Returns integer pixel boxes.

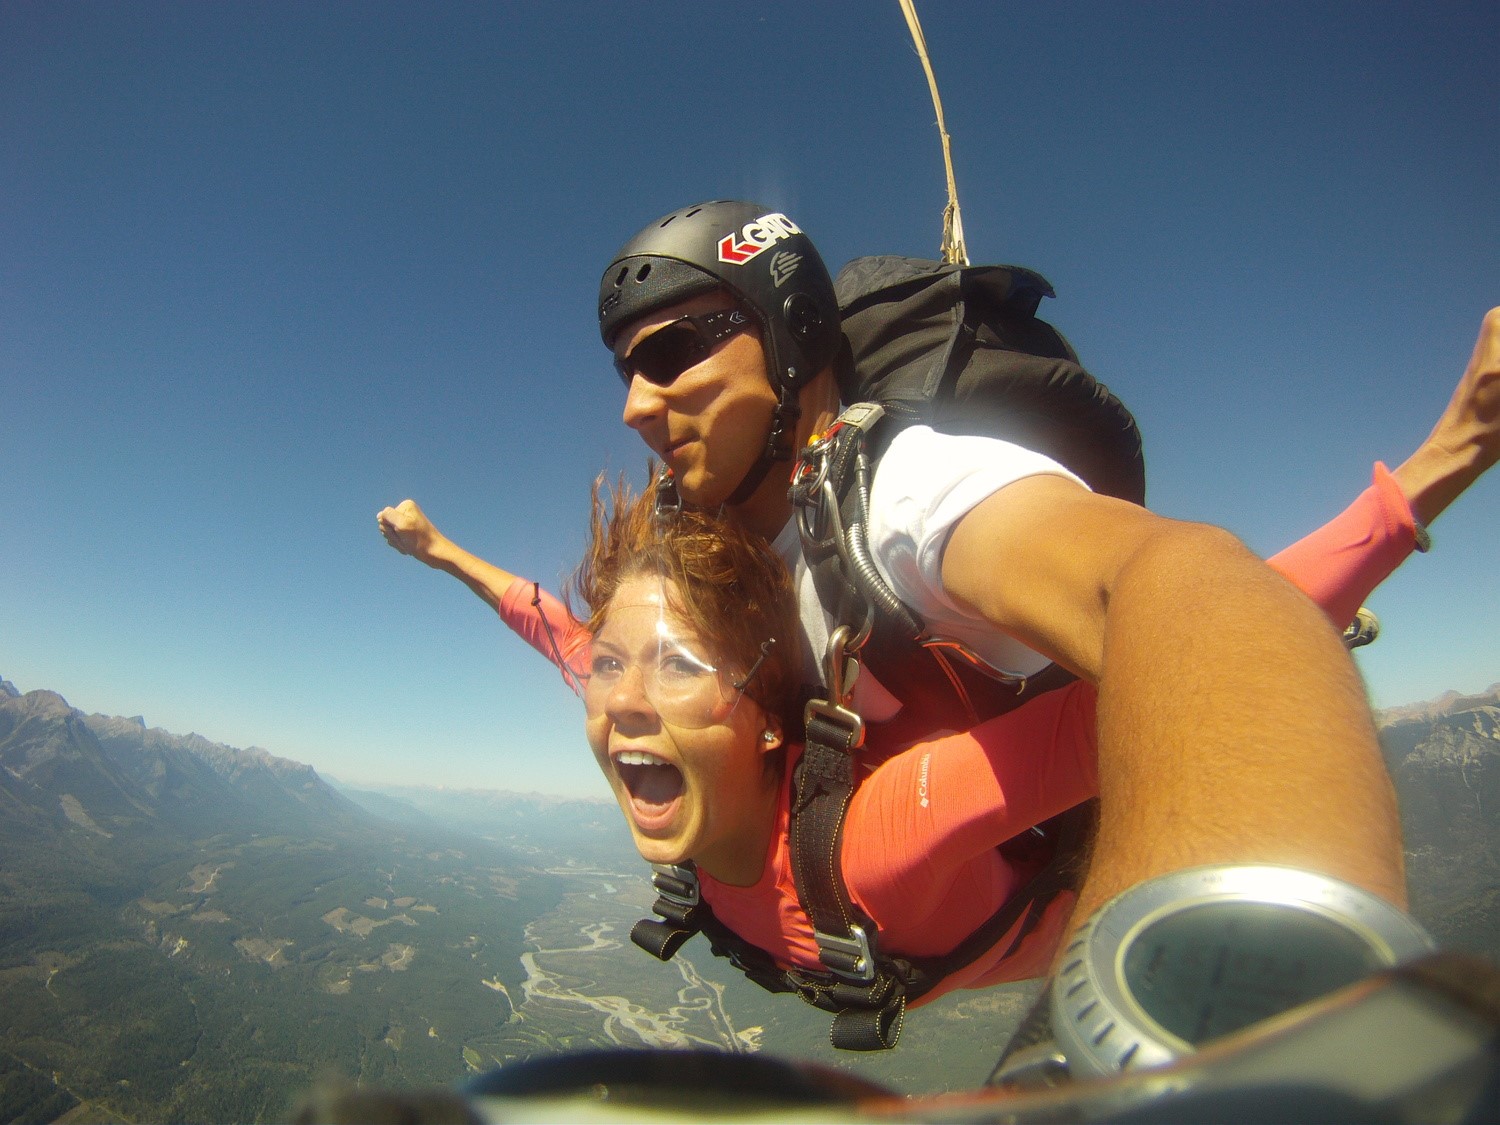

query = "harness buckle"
[815,923,877,983]
[649,863,700,908]
[824,624,864,705]
[804,624,866,750]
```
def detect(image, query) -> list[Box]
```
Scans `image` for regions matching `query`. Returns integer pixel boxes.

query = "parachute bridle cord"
[898,0,969,267]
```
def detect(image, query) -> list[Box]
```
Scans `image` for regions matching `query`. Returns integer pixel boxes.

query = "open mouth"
[612,750,685,830]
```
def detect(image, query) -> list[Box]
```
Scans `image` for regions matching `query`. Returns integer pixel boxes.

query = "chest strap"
[631,802,1092,1052]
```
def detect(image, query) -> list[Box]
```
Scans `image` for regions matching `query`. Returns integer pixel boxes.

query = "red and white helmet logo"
[717,212,802,266]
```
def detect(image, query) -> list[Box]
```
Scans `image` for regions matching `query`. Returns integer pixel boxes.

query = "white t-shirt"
[773,424,1085,721]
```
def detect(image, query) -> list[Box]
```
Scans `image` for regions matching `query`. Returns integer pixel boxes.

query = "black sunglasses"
[613,307,753,388]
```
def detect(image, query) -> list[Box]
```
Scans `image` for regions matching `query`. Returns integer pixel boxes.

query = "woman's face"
[584,573,781,885]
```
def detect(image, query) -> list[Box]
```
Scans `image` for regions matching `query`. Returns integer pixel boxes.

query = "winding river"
[509,867,755,1053]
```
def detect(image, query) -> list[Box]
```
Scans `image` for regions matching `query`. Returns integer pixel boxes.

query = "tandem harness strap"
[630,689,1092,1053]
[629,812,1088,1051]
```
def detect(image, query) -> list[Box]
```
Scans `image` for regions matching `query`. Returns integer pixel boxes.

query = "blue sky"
[3,1,1495,798]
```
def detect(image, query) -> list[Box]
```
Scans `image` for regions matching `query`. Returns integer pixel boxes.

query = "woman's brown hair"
[568,473,801,730]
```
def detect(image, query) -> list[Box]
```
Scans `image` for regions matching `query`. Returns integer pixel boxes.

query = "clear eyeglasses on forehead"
[613,307,752,389]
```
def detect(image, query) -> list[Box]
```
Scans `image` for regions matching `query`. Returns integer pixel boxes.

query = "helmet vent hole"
[634,263,652,283]
[613,266,628,288]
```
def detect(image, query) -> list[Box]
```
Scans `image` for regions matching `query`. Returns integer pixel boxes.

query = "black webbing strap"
[789,692,918,1050]
[630,877,905,1052]
[790,716,864,945]
[781,790,1093,1050]
[629,781,1092,1051]
[630,864,709,963]
[629,915,697,962]
[626,808,1088,1052]
[725,386,802,506]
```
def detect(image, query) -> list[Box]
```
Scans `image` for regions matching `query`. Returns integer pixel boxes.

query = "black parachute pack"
[633,257,1142,1050]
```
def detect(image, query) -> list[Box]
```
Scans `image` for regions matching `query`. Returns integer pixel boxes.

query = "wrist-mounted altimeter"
[997,865,1435,1086]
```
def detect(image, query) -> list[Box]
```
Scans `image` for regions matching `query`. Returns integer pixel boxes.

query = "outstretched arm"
[1268,308,1500,626]
[846,311,1494,963]
[377,499,519,613]
[376,498,592,682]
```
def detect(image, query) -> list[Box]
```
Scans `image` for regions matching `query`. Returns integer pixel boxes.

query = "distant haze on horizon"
[3,1,1495,798]
[4,672,1496,803]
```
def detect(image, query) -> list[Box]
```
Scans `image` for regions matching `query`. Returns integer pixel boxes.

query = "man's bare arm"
[942,478,1404,922]
[376,499,519,613]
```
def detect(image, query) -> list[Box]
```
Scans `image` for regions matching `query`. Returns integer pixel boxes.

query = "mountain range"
[1375,682,1500,957]
[0,676,567,1123]
[1,682,362,841]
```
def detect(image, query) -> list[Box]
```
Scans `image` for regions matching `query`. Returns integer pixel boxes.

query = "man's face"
[614,291,775,510]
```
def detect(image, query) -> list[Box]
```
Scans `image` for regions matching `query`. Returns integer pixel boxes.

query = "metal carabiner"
[792,432,837,543]
[806,625,866,751]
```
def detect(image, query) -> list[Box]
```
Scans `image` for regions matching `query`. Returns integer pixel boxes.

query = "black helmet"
[598,200,840,393]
